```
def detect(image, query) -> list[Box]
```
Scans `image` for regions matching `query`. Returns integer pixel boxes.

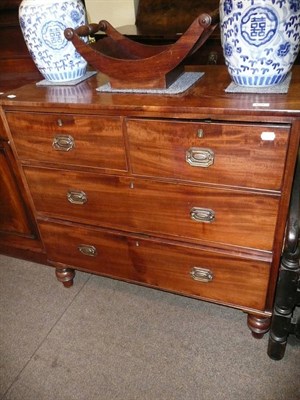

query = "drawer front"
[25,167,279,250]
[39,221,133,278]
[127,119,290,190]
[39,220,270,310]
[6,112,127,171]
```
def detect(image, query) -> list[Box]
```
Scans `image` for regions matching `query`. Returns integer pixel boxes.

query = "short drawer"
[127,119,290,190]
[39,220,133,279]
[6,112,127,171]
[25,167,279,251]
[39,220,270,310]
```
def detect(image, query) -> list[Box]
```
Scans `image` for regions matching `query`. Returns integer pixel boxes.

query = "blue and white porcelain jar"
[19,0,87,82]
[220,0,300,86]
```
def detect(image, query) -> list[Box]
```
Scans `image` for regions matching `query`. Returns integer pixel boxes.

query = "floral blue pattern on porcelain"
[220,0,300,86]
[19,0,87,82]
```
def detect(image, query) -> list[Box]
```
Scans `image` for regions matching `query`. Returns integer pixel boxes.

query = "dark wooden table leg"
[268,147,300,360]
[267,264,300,360]
[55,268,75,287]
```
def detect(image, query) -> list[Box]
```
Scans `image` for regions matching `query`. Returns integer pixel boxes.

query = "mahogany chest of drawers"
[1,65,299,336]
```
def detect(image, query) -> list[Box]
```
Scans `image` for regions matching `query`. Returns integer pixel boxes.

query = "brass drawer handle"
[186,147,214,167]
[53,135,75,152]
[190,267,214,283]
[67,190,87,205]
[78,244,97,257]
[190,207,215,223]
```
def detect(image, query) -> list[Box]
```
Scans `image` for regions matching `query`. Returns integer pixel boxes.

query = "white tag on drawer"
[261,131,276,141]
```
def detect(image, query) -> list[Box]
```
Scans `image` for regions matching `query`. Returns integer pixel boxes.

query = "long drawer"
[25,167,279,250]
[6,112,127,171]
[127,119,290,190]
[39,220,271,310]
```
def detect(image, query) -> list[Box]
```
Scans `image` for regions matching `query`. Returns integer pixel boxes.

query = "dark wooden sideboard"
[95,0,300,66]
[0,0,43,90]
[1,65,299,338]
[0,0,46,262]
[110,0,224,65]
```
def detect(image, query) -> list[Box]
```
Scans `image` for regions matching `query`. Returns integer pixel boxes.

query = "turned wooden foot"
[247,314,271,338]
[55,268,75,288]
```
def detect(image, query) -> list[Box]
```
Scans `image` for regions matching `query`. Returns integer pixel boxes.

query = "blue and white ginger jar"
[19,0,87,82]
[220,0,300,86]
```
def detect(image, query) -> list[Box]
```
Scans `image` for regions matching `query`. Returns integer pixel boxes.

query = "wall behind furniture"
[85,0,139,26]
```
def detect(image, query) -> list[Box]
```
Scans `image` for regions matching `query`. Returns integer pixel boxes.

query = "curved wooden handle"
[201,8,220,26]
[67,21,107,37]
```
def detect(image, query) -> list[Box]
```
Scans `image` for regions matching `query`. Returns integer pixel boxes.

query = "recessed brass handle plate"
[190,207,215,223]
[67,190,87,205]
[53,135,75,152]
[78,244,97,257]
[190,267,214,283]
[186,147,214,167]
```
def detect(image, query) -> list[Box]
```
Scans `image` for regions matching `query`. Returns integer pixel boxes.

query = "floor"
[0,254,299,400]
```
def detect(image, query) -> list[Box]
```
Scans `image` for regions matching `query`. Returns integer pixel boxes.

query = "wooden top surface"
[1,66,300,120]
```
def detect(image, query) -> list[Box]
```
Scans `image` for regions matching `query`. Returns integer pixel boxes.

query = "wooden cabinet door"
[0,141,36,238]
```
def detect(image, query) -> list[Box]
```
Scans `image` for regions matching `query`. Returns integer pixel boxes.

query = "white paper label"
[252,102,270,107]
[261,131,276,141]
